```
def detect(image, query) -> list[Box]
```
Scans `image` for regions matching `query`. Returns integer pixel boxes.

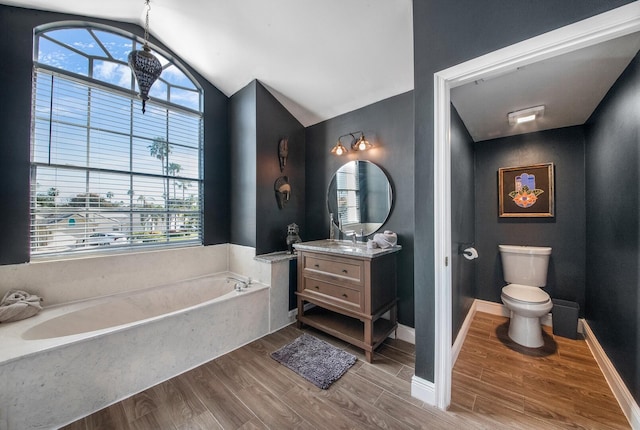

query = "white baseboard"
[582,320,640,429]
[451,301,477,365]
[411,375,436,406]
[380,312,415,344]
[392,323,415,345]
[475,299,509,317]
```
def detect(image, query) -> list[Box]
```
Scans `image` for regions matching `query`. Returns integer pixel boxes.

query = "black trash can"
[552,299,579,339]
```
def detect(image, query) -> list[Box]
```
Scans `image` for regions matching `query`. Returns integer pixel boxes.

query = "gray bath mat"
[270,333,357,389]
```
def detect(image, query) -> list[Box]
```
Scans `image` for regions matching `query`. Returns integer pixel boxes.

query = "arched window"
[30,23,204,257]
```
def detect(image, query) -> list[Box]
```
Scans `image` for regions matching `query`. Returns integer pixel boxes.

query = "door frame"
[427,2,640,410]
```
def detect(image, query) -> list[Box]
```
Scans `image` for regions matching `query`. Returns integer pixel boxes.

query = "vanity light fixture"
[330,140,348,155]
[128,0,163,114]
[353,133,372,151]
[508,105,545,126]
[330,131,372,155]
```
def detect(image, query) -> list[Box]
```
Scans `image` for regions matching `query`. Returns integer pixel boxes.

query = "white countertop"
[293,239,401,259]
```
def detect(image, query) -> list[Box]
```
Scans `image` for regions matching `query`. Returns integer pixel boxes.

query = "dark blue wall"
[230,81,258,248]
[230,81,306,254]
[0,5,230,265]
[305,91,415,327]
[474,127,587,313]
[256,82,305,255]
[412,0,634,382]
[450,105,476,340]
[585,52,640,402]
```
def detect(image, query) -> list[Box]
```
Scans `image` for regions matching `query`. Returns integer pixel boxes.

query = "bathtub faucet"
[226,276,252,291]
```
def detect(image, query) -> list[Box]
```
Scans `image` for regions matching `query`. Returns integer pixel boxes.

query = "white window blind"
[30,66,203,257]
[336,164,360,228]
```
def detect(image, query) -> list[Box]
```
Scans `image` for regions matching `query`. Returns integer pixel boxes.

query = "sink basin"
[321,240,367,252]
[332,245,365,253]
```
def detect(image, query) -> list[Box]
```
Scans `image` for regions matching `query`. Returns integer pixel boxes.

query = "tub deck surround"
[251,249,299,332]
[0,273,270,430]
[253,250,297,264]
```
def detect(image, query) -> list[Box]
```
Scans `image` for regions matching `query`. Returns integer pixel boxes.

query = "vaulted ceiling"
[1,0,414,127]
[2,1,639,136]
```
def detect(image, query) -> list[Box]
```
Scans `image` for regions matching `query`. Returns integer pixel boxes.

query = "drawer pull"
[342,269,348,273]
[314,285,320,290]
[314,264,320,268]
[342,293,348,298]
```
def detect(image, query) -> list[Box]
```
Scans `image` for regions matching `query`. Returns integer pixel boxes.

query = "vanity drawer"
[303,255,363,283]
[302,277,362,310]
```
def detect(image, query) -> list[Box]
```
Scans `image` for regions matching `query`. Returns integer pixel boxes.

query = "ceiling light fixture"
[128,0,163,114]
[508,105,545,126]
[330,131,372,155]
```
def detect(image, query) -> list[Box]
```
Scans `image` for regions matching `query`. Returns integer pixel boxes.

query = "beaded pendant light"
[128,0,162,113]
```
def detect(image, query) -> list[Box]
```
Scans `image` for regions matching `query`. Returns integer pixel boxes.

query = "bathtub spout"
[226,276,251,291]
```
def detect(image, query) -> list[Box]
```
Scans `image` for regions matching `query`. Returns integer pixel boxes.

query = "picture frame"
[498,163,554,218]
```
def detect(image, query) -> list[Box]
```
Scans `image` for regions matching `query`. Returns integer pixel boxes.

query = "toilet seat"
[502,284,550,304]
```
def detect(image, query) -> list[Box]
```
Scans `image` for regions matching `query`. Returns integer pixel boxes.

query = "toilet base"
[501,288,553,349]
[507,312,544,348]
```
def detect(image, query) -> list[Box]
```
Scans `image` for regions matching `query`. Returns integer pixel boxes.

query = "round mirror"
[327,160,393,237]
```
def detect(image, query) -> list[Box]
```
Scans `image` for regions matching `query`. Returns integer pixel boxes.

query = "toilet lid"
[502,284,550,303]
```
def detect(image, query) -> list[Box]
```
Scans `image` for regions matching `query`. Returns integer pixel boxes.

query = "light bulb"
[336,146,344,155]
[516,114,536,124]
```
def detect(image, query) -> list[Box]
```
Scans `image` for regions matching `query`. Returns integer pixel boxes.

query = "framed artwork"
[498,163,554,218]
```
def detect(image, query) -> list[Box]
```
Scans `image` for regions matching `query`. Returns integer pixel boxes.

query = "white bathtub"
[0,272,270,430]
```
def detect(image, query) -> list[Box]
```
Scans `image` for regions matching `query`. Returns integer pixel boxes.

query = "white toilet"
[499,244,553,348]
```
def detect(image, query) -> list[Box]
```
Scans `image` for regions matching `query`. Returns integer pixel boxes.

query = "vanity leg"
[364,318,373,362]
[365,350,373,363]
[390,304,398,337]
[296,298,304,329]
[390,303,398,325]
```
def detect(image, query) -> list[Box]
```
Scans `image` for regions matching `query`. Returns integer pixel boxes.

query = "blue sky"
[33,27,203,209]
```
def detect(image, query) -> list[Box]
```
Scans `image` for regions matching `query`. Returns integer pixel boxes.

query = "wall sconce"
[330,131,372,155]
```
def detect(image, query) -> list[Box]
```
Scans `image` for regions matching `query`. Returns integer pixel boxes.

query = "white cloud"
[94,61,132,88]
[39,51,66,69]
[73,42,95,50]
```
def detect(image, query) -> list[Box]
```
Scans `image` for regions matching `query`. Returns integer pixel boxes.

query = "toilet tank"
[499,245,551,287]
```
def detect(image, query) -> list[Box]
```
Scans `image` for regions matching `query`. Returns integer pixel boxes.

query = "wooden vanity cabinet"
[296,249,398,362]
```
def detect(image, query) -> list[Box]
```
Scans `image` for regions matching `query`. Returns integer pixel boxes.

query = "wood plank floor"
[62,312,629,429]
[451,312,629,430]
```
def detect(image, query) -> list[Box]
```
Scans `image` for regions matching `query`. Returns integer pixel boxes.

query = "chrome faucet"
[226,276,251,291]
[345,231,357,244]
[329,212,335,240]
